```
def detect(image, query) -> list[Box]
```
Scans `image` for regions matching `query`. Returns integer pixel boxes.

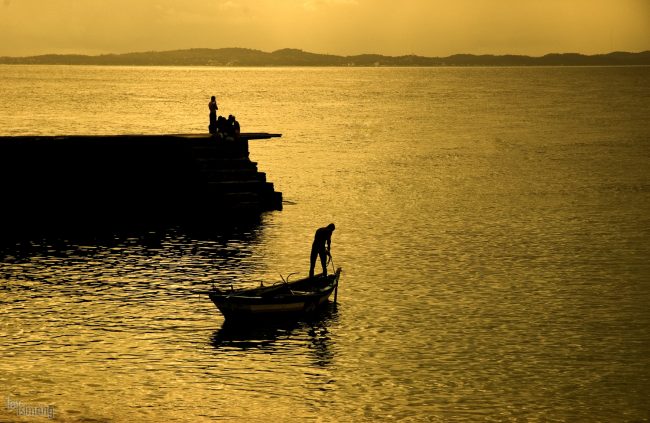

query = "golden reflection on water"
[1,66,650,421]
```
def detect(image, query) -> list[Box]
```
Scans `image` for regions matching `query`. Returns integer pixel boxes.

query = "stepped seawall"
[0,133,282,232]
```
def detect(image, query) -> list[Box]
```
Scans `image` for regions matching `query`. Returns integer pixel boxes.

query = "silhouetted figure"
[226,114,241,140]
[208,96,218,134]
[216,115,229,139]
[309,223,335,278]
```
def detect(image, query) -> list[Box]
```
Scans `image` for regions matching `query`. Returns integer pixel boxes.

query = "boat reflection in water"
[210,303,338,367]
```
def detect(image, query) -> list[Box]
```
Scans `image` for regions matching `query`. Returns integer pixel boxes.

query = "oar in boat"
[328,255,339,303]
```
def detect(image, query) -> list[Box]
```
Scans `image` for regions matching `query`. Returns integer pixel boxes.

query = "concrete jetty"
[0,133,282,231]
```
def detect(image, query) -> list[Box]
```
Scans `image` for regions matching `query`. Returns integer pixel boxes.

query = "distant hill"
[1,48,649,66]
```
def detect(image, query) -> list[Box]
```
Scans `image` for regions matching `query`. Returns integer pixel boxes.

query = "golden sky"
[1,0,648,56]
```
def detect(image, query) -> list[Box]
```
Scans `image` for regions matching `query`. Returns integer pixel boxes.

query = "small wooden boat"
[209,268,342,320]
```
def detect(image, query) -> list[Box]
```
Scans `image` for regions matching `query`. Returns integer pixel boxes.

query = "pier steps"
[0,133,283,230]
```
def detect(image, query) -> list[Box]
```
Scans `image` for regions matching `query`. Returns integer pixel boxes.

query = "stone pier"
[0,133,282,231]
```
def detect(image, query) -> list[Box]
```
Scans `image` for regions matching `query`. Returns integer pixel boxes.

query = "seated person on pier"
[226,115,241,141]
[216,116,229,139]
[214,115,241,141]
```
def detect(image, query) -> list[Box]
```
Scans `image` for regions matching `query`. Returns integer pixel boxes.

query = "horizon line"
[2,47,649,59]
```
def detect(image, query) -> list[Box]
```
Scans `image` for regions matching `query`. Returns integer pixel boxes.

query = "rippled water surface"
[1,65,649,422]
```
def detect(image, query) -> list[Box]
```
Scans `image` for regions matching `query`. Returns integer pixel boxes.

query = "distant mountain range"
[1,48,649,66]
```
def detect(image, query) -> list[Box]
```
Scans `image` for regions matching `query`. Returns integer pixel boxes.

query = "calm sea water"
[1,65,649,422]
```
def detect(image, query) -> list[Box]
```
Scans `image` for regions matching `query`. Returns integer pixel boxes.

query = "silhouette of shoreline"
[1,48,649,66]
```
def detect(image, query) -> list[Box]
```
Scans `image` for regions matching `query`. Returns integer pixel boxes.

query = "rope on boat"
[279,272,298,284]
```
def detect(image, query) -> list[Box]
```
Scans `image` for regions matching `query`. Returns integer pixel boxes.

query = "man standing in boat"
[309,223,335,279]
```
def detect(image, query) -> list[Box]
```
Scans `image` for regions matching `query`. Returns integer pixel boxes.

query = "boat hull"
[209,268,341,320]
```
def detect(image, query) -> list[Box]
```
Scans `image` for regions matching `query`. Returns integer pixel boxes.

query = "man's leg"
[319,249,328,277]
[309,246,318,278]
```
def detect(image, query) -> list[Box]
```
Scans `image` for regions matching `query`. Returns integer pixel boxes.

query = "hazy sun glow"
[0,0,648,56]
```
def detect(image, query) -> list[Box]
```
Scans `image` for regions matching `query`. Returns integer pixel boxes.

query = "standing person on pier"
[208,96,218,134]
[309,223,336,279]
